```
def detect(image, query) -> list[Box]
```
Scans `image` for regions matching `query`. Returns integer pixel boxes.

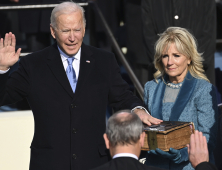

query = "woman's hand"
[133,109,163,126]
[148,147,188,164]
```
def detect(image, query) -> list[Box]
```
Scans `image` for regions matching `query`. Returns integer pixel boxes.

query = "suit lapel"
[73,44,95,99]
[152,79,165,120]
[152,72,197,121]
[46,44,73,98]
[170,71,197,121]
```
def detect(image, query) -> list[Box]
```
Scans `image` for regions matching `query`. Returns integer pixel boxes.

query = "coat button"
[72,128,77,134]
[174,15,179,19]
[72,154,77,159]
[71,104,73,108]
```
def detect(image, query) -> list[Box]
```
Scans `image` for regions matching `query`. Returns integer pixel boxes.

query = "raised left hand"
[133,109,162,126]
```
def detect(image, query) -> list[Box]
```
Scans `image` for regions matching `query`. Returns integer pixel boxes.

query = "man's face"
[50,11,85,56]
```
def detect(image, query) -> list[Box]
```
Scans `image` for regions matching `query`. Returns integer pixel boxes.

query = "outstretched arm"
[0,32,21,71]
[133,109,162,126]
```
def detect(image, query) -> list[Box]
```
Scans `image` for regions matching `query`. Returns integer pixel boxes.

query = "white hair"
[50,1,86,28]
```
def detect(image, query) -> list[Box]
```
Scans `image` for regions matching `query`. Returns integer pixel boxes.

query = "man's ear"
[103,133,110,149]
[82,24,85,38]
[50,24,56,39]
[140,132,145,147]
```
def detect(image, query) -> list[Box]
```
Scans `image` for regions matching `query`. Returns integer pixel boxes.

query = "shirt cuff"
[131,106,150,115]
[0,68,10,74]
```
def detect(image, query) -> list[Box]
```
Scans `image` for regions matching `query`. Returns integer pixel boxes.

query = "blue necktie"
[66,57,77,92]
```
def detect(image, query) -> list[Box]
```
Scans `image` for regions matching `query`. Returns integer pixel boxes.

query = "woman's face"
[161,43,191,84]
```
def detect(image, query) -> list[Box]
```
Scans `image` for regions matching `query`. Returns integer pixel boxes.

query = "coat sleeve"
[195,162,218,170]
[0,57,30,106]
[143,81,152,112]
[144,82,149,109]
[195,83,218,153]
[107,54,144,111]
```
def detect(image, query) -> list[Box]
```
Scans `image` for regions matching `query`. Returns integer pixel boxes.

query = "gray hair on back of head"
[50,1,86,28]
[106,110,143,147]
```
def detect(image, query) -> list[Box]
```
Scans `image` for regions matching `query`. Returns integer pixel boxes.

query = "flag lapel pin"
[86,60,90,63]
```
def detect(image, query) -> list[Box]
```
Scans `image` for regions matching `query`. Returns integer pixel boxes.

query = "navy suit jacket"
[0,43,143,170]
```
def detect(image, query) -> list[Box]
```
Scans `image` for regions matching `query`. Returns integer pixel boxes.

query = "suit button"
[71,104,73,108]
[72,128,77,134]
[72,154,77,159]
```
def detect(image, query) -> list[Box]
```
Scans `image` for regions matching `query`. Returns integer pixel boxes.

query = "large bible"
[142,121,195,151]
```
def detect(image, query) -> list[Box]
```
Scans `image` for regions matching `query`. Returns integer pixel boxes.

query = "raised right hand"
[187,130,209,168]
[0,32,21,71]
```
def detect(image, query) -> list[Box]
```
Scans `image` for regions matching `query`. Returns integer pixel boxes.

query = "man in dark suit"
[91,110,163,170]
[0,2,162,170]
[188,130,218,170]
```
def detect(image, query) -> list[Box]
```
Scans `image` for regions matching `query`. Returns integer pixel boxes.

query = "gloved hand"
[148,147,188,164]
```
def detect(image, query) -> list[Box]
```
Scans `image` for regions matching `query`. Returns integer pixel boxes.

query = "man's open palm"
[0,32,21,71]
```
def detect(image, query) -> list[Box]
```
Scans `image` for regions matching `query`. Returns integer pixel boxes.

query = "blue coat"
[144,74,218,170]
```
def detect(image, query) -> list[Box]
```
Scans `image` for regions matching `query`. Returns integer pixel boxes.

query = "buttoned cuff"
[0,68,10,74]
[131,106,150,115]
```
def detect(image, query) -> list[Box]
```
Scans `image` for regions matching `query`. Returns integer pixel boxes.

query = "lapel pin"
[86,60,90,63]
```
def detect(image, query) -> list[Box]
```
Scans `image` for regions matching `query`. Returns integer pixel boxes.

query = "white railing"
[0,3,88,10]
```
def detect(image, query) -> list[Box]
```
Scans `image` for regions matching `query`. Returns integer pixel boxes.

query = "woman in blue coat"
[144,27,218,170]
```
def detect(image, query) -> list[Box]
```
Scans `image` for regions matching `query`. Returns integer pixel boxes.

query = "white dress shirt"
[113,153,138,160]
[58,46,81,80]
[0,68,9,74]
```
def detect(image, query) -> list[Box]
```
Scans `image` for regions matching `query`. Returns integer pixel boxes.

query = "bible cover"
[142,121,195,151]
